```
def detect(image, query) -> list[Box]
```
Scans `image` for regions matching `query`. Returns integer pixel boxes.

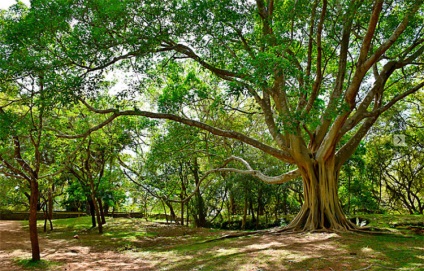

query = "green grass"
[37,217,224,253]
[26,215,423,270]
[14,259,60,270]
[358,214,424,229]
[339,231,424,271]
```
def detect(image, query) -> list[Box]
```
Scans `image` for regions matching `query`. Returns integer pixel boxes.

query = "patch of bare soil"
[0,221,153,271]
[1,220,422,271]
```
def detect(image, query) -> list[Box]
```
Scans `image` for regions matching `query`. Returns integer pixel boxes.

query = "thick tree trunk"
[29,180,41,261]
[286,157,356,231]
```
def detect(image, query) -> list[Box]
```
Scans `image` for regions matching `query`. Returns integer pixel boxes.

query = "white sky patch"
[105,70,130,96]
[0,0,30,10]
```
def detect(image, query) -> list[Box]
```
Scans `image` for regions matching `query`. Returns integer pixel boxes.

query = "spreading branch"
[58,99,294,163]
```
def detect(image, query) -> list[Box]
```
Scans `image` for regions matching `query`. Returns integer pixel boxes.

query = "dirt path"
[0,221,152,271]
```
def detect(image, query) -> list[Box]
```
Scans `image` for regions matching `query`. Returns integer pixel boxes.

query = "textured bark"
[286,157,356,231]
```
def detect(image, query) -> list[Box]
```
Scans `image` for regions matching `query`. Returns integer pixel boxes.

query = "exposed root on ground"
[352,264,399,271]
[200,224,406,243]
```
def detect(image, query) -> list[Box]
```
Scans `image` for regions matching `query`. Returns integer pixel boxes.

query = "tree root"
[200,224,406,244]
[352,264,373,271]
[353,264,398,271]
[200,226,337,244]
[349,227,409,236]
[200,230,263,243]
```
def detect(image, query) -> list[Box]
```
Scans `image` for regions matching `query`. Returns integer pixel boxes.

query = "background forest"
[0,0,423,265]
[0,0,423,238]
[1,86,422,229]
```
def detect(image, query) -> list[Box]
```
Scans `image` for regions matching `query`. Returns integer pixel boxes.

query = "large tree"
[4,0,424,231]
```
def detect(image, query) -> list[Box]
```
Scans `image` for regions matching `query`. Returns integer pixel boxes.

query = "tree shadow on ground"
[146,231,424,271]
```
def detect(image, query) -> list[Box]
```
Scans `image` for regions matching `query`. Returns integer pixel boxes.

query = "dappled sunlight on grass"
[126,232,350,271]
[2,216,423,270]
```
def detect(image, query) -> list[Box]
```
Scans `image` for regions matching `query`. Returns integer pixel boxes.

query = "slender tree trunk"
[229,192,236,215]
[249,200,256,223]
[192,160,207,227]
[347,171,351,214]
[179,163,186,226]
[241,192,248,230]
[282,189,288,216]
[161,200,168,223]
[87,198,96,228]
[256,188,263,229]
[29,179,41,261]
[165,201,177,224]
[287,157,356,231]
[186,202,189,225]
[275,190,281,220]
[90,191,102,233]
[48,189,53,230]
[43,204,48,233]
[103,202,109,216]
[97,198,106,225]
[43,201,53,232]
[180,199,184,226]
[48,185,53,221]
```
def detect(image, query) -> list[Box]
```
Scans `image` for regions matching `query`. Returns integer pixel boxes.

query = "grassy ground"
[8,214,423,270]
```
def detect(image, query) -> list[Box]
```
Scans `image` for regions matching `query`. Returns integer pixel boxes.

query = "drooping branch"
[58,99,294,163]
[217,156,300,185]
[119,155,299,205]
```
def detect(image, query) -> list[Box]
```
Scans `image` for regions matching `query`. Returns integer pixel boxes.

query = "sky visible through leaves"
[0,0,30,10]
